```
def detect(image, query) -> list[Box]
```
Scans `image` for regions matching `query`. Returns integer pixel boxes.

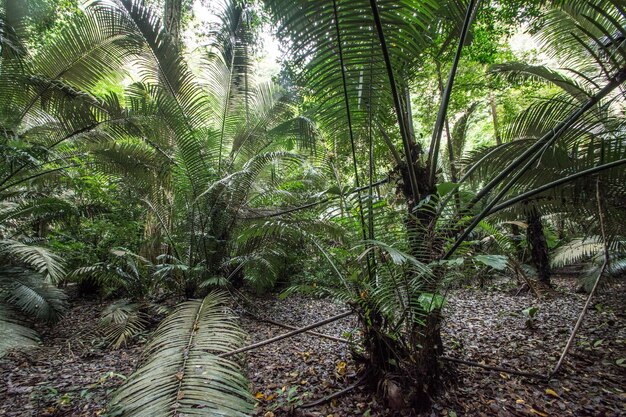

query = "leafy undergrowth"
[0,278,624,416]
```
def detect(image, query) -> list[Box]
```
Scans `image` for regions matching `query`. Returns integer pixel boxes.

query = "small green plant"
[267,385,307,412]
[522,306,539,329]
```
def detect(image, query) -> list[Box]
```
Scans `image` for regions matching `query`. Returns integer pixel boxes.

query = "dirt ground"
[1,277,624,416]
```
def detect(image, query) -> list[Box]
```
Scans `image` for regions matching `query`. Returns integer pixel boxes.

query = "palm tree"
[262,0,626,407]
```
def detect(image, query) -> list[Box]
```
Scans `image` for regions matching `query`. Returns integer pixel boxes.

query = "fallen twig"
[219,310,354,358]
[246,312,350,344]
[440,356,547,380]
[549,177,609,379]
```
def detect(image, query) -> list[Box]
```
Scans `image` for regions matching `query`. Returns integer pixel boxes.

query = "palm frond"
[0,239,65,283]
[490,62,591,101]
[100,299,148,349]
[551,235,624,267]
[0,267,67,322]
[108,291,253,417]
[0,304,39,357]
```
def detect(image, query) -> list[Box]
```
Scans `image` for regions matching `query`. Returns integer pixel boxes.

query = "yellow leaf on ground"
[336,361,347,375]
[530,408,548,417]
[254,392,264,400]
[545,388,559,397]
[516,399,525,404]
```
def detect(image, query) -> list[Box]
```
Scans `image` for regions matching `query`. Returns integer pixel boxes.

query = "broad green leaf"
[474,254,509,271]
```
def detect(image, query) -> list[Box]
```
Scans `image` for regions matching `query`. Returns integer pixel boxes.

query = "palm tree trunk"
[526,208,551,286]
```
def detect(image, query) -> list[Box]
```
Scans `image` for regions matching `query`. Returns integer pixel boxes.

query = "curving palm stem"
[427,0,479,187]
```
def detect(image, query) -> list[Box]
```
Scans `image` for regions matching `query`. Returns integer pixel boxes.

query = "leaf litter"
[0,277,623,416]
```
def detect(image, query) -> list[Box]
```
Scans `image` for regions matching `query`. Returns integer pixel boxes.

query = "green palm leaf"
[0,305,39,357]
[100,299,148,349]
[0,239,65,283]
[0,267,68,322]
[108,291,253,417]
[490,62,590,101]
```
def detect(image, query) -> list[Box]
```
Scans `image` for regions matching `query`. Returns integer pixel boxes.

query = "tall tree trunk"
[526,208,551,286]
[164,0,182,45]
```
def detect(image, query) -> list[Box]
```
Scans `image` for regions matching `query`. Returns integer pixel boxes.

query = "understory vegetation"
[0,0,624,415]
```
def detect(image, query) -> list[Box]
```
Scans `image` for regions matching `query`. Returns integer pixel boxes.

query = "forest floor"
[0,277,624,417]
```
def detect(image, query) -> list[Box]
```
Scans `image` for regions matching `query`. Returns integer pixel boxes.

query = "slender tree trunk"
[526,208,551,286]
[510,223,524,260]
[490,92,502,145]
[33,218,47,238]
